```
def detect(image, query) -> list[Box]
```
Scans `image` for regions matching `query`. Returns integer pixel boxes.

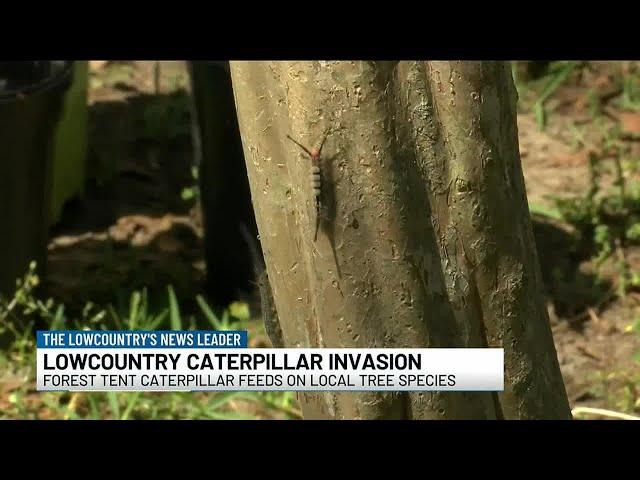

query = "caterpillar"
[286,131,329,241]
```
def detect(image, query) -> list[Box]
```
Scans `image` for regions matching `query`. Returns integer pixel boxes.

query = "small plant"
[549,120,640,297]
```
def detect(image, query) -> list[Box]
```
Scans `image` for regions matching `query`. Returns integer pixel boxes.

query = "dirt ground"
[45,61,640,417]
[46,61,207,315]
[519,62,640,414]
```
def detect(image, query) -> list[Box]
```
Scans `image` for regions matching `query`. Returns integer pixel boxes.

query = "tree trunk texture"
[230,61,571,420]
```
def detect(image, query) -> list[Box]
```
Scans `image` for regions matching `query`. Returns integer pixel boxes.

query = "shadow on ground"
[531,214,613,324]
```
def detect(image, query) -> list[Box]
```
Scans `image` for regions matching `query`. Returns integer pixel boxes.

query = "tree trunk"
[189,61,258,306]
[230,61,571,420]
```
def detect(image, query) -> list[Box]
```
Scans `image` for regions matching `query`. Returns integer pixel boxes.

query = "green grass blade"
[168,285,182,331]
[128,291,141,330]
[87,395,101,420]
[196,295,219,329]
[121,392,142,420]
[537,61,578,104]
[106,392,121,419]
[534,61,578,130]
[535,102,546,130]
[221,310,231,330]
[145,309,169,331]
[206,391,243,410]
[50,304,66,331]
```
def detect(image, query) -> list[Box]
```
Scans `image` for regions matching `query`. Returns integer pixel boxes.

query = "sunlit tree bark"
[230,61,571,420]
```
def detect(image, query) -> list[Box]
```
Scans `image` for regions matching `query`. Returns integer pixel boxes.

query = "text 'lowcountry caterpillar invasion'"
[42,351,423,371]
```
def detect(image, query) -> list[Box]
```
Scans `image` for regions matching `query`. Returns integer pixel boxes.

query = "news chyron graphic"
[37,331,503,392]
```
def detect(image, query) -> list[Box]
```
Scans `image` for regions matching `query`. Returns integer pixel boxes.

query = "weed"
[543,117,640,296]
[533,61,581,130]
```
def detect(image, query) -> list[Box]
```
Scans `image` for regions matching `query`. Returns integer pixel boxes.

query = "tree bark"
[230,61,571,420]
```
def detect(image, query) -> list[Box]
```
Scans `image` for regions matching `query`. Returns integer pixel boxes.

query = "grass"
[513,61,581,125]
[532,61,580,130]
[0,262,302,420]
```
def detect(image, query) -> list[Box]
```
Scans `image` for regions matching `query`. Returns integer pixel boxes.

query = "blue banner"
[37,330,248,349]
